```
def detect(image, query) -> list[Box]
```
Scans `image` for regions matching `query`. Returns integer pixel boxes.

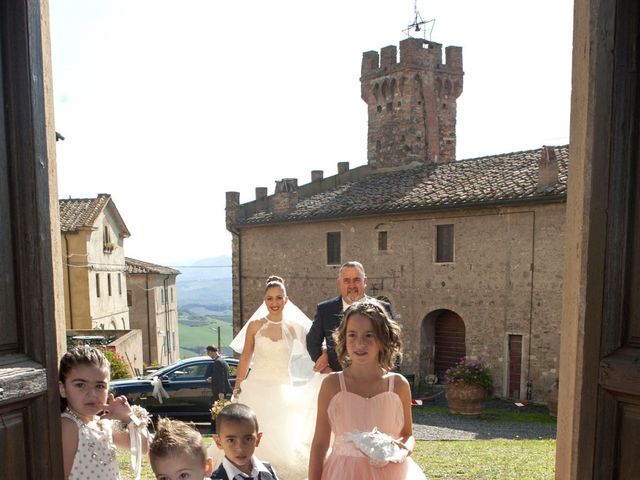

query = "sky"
[49,0,574,266]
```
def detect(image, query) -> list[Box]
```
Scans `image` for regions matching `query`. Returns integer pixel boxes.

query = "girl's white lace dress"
[61,409,120,479]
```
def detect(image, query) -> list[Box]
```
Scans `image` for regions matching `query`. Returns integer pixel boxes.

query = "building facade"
[225,37,568,402]
[59,193,131,330]
[125,257,180,367]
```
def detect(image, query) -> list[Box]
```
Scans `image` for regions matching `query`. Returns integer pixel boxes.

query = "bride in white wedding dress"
[224,275,322,479]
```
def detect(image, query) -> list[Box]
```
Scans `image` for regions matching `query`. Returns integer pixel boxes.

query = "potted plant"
[103,241,116,253]
[444,357,493,416]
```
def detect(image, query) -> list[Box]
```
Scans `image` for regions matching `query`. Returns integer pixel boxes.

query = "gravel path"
[411,395,557,441]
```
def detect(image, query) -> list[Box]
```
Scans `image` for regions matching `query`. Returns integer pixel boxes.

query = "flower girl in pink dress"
[309,299,427,480]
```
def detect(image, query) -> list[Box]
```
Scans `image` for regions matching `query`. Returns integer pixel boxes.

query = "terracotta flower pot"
[446,382,488,416]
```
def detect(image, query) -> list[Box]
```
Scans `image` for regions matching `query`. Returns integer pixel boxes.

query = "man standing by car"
[306,261,393,373]
[205,345,232,433]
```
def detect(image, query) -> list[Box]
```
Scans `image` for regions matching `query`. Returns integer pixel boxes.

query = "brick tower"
[361,38,463,168]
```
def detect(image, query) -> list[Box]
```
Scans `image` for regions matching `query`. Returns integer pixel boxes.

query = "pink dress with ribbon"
[321,372,427,480]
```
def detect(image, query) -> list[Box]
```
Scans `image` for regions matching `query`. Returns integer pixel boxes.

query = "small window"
[127,290,132,307]
[170,287,174,303]
[436,224,454,262]
[95,273,101,298]
[378,231,388,251]
[118,273,122,295]
[103,226,114,253]
[160,288,164,304]
[326,232,341,265]
[107,273,112,296]
[172,331,176,351]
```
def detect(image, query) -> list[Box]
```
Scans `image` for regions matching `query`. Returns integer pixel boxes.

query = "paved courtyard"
[412,393,557,441]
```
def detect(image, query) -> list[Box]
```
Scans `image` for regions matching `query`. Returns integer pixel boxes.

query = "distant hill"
[175,255,232,310]
[178,315,234,358]
[175,256,234,357]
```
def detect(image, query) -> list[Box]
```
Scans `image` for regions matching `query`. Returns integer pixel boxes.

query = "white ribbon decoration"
[127,412,152,480]
[150,376,170,404]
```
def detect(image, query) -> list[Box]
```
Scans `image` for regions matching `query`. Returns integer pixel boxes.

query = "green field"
[178,315,233,358]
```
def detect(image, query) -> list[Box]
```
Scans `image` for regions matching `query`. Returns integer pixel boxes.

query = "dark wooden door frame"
[593,0,640,476]
[557,0,640,477]
[0,0,64,478]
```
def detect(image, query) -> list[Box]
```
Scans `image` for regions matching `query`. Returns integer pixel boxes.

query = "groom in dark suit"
[306,261,393,373]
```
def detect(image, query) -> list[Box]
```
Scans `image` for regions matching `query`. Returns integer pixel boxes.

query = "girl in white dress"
[229,275,322,480]
[59,345,150,480]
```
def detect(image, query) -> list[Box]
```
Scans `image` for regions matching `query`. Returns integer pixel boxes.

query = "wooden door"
[0,1,64,478]
[434,311,465,382]
[508,334,523,399]
[593,0,640,475]
[557,0,640,477]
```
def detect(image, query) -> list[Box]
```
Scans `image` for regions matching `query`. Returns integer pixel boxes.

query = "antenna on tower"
[403,0,435,40]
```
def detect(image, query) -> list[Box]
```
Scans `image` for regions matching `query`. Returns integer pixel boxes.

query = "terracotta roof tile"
[238,146,568,225]
[59,194,111,231]
[125,257,181,275]
[59,193,131,236]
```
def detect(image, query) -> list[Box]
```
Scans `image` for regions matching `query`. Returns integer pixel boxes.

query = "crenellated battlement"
[360,37,464,167]
[361,38,463,78]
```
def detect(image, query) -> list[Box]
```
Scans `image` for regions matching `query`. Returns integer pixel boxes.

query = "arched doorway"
[434,310,466,382]
[420,309,466,383]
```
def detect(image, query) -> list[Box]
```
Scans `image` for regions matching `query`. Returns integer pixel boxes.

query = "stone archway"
[421,309,466,384]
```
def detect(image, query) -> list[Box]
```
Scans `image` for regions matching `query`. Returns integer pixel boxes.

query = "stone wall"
[231,201,565,402]
[127,273,179,367]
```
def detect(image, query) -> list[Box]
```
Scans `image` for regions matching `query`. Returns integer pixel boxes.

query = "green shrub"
[101,348,132,380]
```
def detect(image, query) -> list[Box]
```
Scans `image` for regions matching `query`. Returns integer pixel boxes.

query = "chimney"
[538,146,559,191]
[273,178,298,214]
[311,170,324,182]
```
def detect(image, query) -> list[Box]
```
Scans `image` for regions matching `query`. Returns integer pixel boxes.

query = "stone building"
[59,193,131,330]
[225,37,567,402]
[125,257,181,367]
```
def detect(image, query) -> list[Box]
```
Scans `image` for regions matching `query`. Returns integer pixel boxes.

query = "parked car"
[110,356,238,423]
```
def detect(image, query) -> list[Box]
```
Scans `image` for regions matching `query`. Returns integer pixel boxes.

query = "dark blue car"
[110,356,238,423]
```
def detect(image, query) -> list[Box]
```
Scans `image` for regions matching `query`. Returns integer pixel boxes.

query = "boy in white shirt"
[211,403,278,480]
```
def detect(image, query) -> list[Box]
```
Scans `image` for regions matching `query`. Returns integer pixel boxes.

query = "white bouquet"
[344,427,408,467]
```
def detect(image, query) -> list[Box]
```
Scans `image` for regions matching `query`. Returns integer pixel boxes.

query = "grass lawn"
[118,437,556,479]
[415,439,556,480]
[178,317,233,358]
